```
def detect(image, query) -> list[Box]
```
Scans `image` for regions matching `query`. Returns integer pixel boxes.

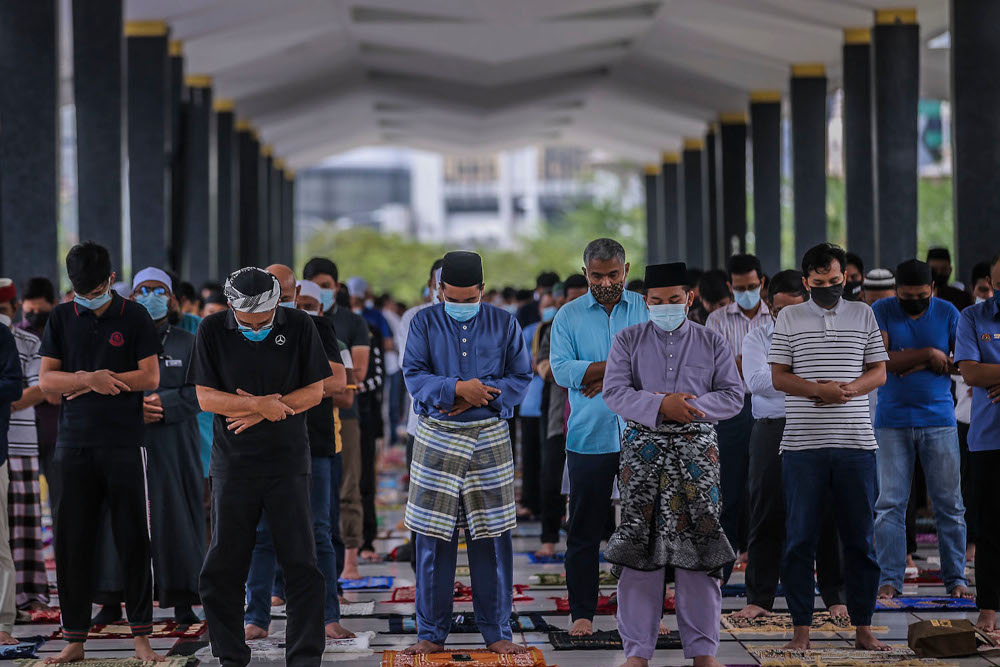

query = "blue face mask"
[444,301,480,322]
[239,325,272,342]
[542,306,558,322]
[279,301,296,309]
[136,293,169,321]
[74,282,112,311]
[319,288,335,312]
[648,303,688,332]
[734,287,761,311]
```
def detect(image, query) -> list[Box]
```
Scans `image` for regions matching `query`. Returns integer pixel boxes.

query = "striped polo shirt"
[768,298,888,452]
[705,300,771,359]
[9,326,41,457]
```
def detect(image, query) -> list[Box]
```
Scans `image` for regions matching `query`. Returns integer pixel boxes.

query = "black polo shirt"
[39,292,160,448]
[324,305,370,420]
[187,305,331,478]
[307,314,342,458]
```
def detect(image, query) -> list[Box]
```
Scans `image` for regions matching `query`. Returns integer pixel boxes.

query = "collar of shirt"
[651,317,691,342]
[724,299,770,321]
[989,298,1000,321]
[73,292,126,320]
[806,297,841,318]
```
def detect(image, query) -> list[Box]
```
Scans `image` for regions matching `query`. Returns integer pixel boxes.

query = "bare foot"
[906,554,917,570]
[949,585,974,599]
[359,549,381,563]
[784,627,810,650]
[244,624,269,640]
[976,610,997,633]
[693,657,724,667]
[535,542,557,558]
[877,584,899,600]
[270,596,284,607]
[569,618,593,636]
[402,639,443,654]
[828,604,849,622]
[326,622,355,639]
[339,594,350,605]
[733,604,772,619]
[0,632,19,645]
[487,639,529,654]
[618,658,648,667]
[658,621,670,635]
[855,626,890,651]
[967,544,976,563]
[342,549,362,580]
[44,643,85,664]
[133,636,165,662]
[24,601,53,613]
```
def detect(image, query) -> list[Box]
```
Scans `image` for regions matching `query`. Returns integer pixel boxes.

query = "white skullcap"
[297,279,322,304]
[224,267,281,313]
[347,276,368,297]
[132,267,173,292]
[863,268,895,290]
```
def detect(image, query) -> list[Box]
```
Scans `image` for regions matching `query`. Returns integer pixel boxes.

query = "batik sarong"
[604,421,735,573]
[405,416,515,541]
[8,455,48,606]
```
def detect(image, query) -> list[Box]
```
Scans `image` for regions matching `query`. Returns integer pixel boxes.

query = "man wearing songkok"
[91,267,205,626]
[401,251,531,655]
[872,259,969,600]
[38,242,161,663]
[603,262,743,667]
[189,267,331,666]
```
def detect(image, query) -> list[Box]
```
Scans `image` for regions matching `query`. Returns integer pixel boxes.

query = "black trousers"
[565,450,618,622]
[53,446,153,641]
[972,449,1000,610]
[519,416,542,516]
[717,394,753,555]
[200,474,324,667]
[540,434,567,545]
[358,405,378,552]
[745,418,846,610]
[958,422,976,544]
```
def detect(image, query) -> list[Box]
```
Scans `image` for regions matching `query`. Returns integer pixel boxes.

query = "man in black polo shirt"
[189,267,331,667]
[38,242,161,663]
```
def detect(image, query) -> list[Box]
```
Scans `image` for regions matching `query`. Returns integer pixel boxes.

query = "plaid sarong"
[8,456,48,606]
[405,416,515,541]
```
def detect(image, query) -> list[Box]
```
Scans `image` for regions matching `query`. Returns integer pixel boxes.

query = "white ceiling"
[122,0,951,167]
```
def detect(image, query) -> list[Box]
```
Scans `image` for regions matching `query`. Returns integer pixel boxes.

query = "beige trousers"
[339,418,363,549]
[0,463,16,633]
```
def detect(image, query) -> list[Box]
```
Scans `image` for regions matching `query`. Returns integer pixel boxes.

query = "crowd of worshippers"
[0,237,994,666]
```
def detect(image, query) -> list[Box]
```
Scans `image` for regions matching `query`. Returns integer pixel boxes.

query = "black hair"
[927,247,951,263]
[501,287,517,300]
[335,284,350,308]
[685,267,703,290]
[23,277,56,303]
[626,279,645,292]
[768,270,808,301]
[65,242,112,294]
[204,290,226,306]
[429,258,444,281]
[990,253,1000,270]
[801,242,847,278]
[698,269,730,304]
[972,261,992,285]
[175,281,198,304]
[303,257,339,283]
[727,254,763,280]
[563,274,588,290]
[515,288,533,302]
[200,280,222,293]
[845,252,865,276]
[536,271,560,289]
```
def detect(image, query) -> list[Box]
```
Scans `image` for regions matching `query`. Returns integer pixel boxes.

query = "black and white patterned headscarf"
[224,267,281,313]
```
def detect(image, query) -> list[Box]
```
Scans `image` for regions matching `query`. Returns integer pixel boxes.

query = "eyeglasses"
[134,286,168,297]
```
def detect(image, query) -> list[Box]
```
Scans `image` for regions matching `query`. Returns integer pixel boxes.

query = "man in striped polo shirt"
[768,243,889,652]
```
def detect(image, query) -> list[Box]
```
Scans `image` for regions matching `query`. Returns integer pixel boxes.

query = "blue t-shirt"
[520,322,544,418]
[954,297,1000,451]
[872,296,958,428]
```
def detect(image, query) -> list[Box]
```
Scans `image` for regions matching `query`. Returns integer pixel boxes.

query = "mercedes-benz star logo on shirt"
[275,334,286,346]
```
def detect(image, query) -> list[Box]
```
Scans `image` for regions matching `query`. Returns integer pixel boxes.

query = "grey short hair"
[583,238,626,266]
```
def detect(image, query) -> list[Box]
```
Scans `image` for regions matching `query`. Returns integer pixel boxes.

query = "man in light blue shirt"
[549,238,648,636]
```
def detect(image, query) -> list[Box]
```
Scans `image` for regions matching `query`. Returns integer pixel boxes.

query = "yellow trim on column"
[125,20,168,37]
[643,164,661,175]
[262,144,274,157]
[285,169,296,180]
[720,112,748,125]
[844,27,871,44]
[708,122,719,134]
[186,74,212,88]
[750,90,781,103]
[168,40,183,56]
[275,158,286,171]
[683,138,704,151]
[791,63,826,78]
[875,8,916,25]
[235,119,253,132]
[661,152,680,164]
[213,98,235,112]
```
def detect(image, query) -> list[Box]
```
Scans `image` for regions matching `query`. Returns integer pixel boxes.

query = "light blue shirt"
[549,289,649,454]
[954,297,1000,451]
[520,322,544,418]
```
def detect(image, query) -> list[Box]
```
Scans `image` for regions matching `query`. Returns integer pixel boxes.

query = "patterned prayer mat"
[16,658,195,667]
[52,622,206,640]
[456,566,470,576]
[388,583,533,604]
[721,612,888,634]
[549,593,675,615]
[528,571,617,588]
[746,645,958,666]
[339,576,394,590]
[271,600,376,618]
[385,612,559,635]
[521,551,606,564]
[16,607,61,624]
[916,533,938,545]
[195,632,375,662]
[904,570,944,585]
[548,629,682,650]
[381,647,549,666]
[875,597,977,611]
[0,636,45,659]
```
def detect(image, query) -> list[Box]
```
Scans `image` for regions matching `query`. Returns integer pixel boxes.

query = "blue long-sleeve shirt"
[0,325,24,464]
[549,289,649,454]
[402,302,532,422]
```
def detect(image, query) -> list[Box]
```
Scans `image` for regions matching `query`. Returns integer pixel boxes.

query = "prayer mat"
[746,645,958,666]
[387,583,533,604]
[195,632,375,662]
[380,647,549,666]
[339,576,394,590]
[385,612,559,635]
[721,612,888,634]
[522,551,606,564]
[455,565,470,576]
[16,657,195,667]
[548,629,681,650]
[876,597,977,611]
[385,543,413,562]
[904,570,944,585]
[549,593,674,614]
[0,636,45,659]
[16,607,61,624]
[271,601,376,618]
[52,622,207,640]
[528,571,617,588]
[916,533,939,545]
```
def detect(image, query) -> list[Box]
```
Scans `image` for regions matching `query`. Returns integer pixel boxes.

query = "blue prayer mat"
[0,636,46,659]
[338,575,393,590]
[876,596,977,611]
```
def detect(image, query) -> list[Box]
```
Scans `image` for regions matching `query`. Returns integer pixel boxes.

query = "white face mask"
[0,314,10,329]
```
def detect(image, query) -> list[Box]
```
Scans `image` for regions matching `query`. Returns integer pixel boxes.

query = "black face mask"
[23,311,49,331]
[844,280,863,301]
[899,296,930,316]
[810,283,844,308]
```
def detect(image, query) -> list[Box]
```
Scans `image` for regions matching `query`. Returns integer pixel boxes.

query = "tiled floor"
[13,461,999,666]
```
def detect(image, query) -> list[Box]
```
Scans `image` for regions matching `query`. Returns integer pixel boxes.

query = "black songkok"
[644,262,688,288]
[896,259,933,286]
[441,251,484,288]
[926,247,951,262]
